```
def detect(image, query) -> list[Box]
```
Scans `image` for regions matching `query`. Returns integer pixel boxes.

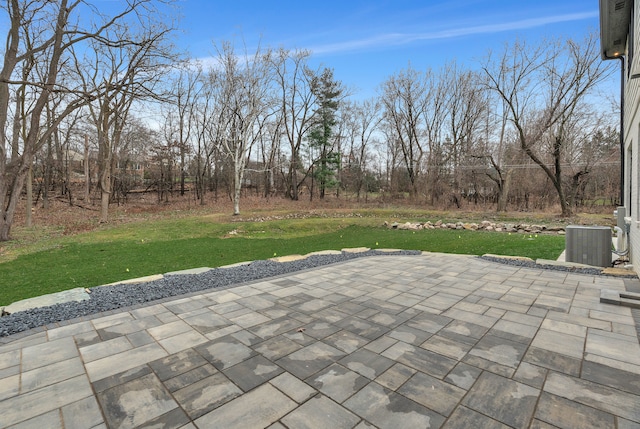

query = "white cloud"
[311,11,598,55]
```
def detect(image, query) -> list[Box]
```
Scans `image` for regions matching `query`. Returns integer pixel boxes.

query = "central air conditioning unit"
[565,225,612,267]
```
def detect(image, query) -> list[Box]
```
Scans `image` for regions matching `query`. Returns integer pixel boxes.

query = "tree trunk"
[310,164,314,202]
[0,155,30,241]
[100,167,111,222]
[553,180,572,217]
[233,165,242,215]
[180,149,186,196]
[290,162,299,200]
[26,165,33,227]
[0,221,9,242]
[496,169,512,212]
[43,138,52,209]
[567,171,588,212]
[84,134,90,202]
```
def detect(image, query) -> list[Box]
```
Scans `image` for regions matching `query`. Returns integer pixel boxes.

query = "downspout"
[601,53,625,205]
[618,56,625,206]
[602,55,628,259]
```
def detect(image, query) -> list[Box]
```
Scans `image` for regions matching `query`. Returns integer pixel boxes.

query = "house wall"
[625,0,640,269]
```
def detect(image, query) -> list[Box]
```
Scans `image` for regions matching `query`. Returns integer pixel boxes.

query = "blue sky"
[176,0,602,99]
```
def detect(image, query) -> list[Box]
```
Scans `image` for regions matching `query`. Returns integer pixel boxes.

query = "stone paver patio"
[1,252,640,428]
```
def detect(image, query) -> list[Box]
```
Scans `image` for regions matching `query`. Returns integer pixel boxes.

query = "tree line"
[0,1,618,241]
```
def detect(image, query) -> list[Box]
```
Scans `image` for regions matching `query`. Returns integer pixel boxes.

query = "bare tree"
[0,0,88,240]
[257,110,284,198]
[208,41,274,215]
[341,99,381,200]
[114,117,154,202]
[420,69,448,205]
[52,109,82,205]
[190,66,214,204]
[271,48,317,200]
[78,7,176,222]
[163,66,200,197]
[380,66,428,197]
[470,88,516,212]
[0,0,177,239]
[441,64,486,204]
[481,33,612,216]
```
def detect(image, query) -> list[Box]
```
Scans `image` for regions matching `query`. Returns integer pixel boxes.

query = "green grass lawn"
[0,217,566,306]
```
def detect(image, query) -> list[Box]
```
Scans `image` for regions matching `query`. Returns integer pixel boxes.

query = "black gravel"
[0,250,420,338]
[479,254,637,277]
[2,250,634,338]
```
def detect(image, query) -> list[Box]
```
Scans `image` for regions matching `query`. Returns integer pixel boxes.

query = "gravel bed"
[479,254,636,277]
[0,250,420,337]
[2,250,633,338]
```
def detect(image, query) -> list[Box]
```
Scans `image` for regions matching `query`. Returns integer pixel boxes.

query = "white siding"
[625,0,640,269]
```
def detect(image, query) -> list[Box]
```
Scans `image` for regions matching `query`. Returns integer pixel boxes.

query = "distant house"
[60,149,85,171]
[115,156,147,184]
[50,148,91,182]
[599,0,639,269]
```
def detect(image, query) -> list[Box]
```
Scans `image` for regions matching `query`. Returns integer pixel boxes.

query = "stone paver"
[309,363,370,402]
[96,372,179,429]
[1,253,640,428]
[281,394,360,429]
[2,287,90,315]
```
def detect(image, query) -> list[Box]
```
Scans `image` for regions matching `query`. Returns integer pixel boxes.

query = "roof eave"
[599,0,632,60]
